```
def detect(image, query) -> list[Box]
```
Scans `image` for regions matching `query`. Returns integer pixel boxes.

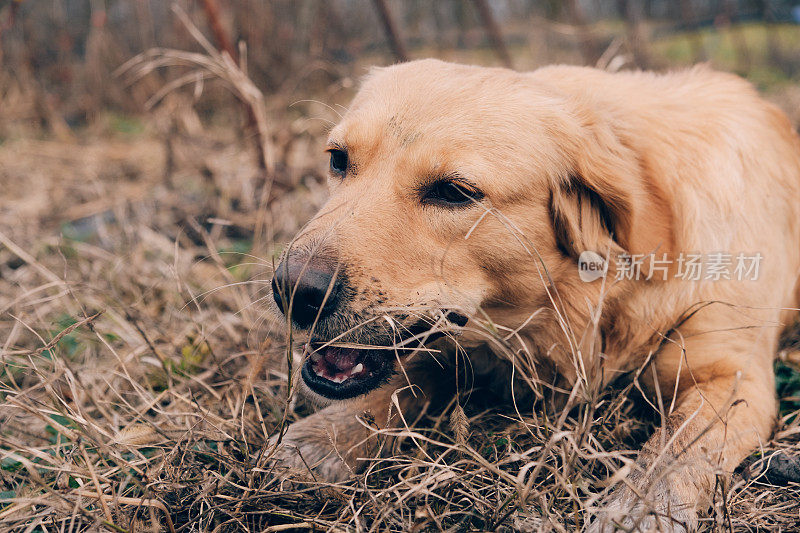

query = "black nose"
[272,255,342,329]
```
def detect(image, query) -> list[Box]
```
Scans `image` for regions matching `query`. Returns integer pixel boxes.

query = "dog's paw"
[585,483,696,532]
[263,407,374,487]
[266,431,353,487]
[585,506,691,532]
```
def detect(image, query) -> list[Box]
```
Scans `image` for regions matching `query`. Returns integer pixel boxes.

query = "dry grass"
[2,69,800,533]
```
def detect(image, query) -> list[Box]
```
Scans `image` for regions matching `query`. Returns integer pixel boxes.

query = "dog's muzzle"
[271,252,469,400]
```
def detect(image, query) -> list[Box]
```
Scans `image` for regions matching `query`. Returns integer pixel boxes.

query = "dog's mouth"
[300,311,468,400]
[300,342,395,399]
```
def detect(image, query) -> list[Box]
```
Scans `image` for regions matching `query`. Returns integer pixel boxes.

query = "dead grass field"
[2,59,800,533]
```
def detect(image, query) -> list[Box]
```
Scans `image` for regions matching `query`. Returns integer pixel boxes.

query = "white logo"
[578,251,608,282]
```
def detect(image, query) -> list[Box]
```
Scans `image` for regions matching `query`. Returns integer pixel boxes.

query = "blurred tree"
[373,0,409,62]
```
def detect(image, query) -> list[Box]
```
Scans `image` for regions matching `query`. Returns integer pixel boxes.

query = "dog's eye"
[423,181,483,207]
[329,149,348,176]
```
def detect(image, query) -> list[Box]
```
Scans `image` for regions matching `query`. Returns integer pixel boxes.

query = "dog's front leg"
[268,361,445,484]
[589,325,776,532]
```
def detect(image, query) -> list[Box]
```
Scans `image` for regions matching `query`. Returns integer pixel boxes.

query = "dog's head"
[271,60,672,401]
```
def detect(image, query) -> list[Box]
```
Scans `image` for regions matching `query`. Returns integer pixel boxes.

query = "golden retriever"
[269,59,800,531]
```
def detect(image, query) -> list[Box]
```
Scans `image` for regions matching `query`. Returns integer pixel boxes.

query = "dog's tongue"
[308,344,370,384]
[324,347,361,371]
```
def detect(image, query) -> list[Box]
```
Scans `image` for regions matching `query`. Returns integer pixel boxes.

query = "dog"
[269,59,800,531]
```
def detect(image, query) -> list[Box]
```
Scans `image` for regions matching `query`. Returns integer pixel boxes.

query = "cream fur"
[270,59,800,531]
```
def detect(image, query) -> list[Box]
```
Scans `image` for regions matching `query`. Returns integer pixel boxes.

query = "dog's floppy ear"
[549,119,673,259]
[548,176,625,258]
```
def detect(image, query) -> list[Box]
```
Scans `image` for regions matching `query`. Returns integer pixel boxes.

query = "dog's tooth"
[352,363,364,374]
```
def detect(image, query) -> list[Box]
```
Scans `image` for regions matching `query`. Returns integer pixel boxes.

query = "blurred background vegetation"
[2,0,800,140]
